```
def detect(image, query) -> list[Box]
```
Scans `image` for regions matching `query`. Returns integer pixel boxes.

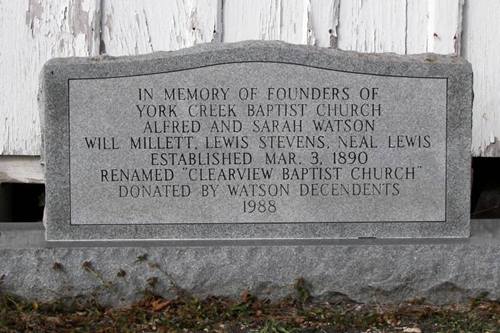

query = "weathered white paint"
[463,0,500,156]
[0,156,44,184]
[0,0,101,155]
[407,0,463,54]
[337,0,407,53]
[428,0,463,54]
[309,0,340,47]
[223,0,309,44]
[101,0,219,55]
[0,0,483,159]
[223,0,341,47]
[337,0,462,55]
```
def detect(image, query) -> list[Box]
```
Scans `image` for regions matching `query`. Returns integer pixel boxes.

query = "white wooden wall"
[463,0,500,156]
[1,0,497,171]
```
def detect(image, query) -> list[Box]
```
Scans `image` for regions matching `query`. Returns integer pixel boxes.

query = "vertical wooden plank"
[427,0,463,54]
[337,0,407,53]
[463,0,500,156]
[407,0,463,54]
[309,0,340,47]
[101,0,218,56]
[0,156,44,183]
[0,0,101,155]
[280,0,309,44]
[405,0,428,53]
[223,0,309,44]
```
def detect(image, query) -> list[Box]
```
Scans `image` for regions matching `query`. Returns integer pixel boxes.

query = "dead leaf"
[45,316,64,325]
[151,299,171,311]
[240,289,252,303]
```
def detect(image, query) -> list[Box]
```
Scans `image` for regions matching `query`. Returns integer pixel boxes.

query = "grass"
[0,286,499,333]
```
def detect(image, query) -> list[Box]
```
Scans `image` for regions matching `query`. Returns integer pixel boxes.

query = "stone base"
[0,220,499,305]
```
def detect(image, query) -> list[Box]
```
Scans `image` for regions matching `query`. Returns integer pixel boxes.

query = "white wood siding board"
[426,0,463,54]
[0,0,101,156]
[309,0,340,47]
[281,0,309,44]
[223,0,309,44]
[406,0,429,54]
[337,0,407,54]
[463,0,500,156]
[407,0,462,54]
[223,0,281,41]
[337,0,462,55]
[101,0,218,56]
[0,156,44,184]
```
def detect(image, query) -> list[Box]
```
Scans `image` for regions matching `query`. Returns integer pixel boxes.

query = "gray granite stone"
[41,41,472,241]
[0,220,499,305]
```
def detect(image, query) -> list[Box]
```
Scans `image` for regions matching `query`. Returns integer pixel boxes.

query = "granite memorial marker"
[41,41,472,241]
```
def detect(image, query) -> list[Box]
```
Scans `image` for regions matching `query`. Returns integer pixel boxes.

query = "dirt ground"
[1,279,499,333]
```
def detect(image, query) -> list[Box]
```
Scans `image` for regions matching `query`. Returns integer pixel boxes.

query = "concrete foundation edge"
[0,220,499,305]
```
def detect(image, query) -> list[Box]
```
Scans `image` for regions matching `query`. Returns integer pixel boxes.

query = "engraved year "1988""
[243,200,277,214]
